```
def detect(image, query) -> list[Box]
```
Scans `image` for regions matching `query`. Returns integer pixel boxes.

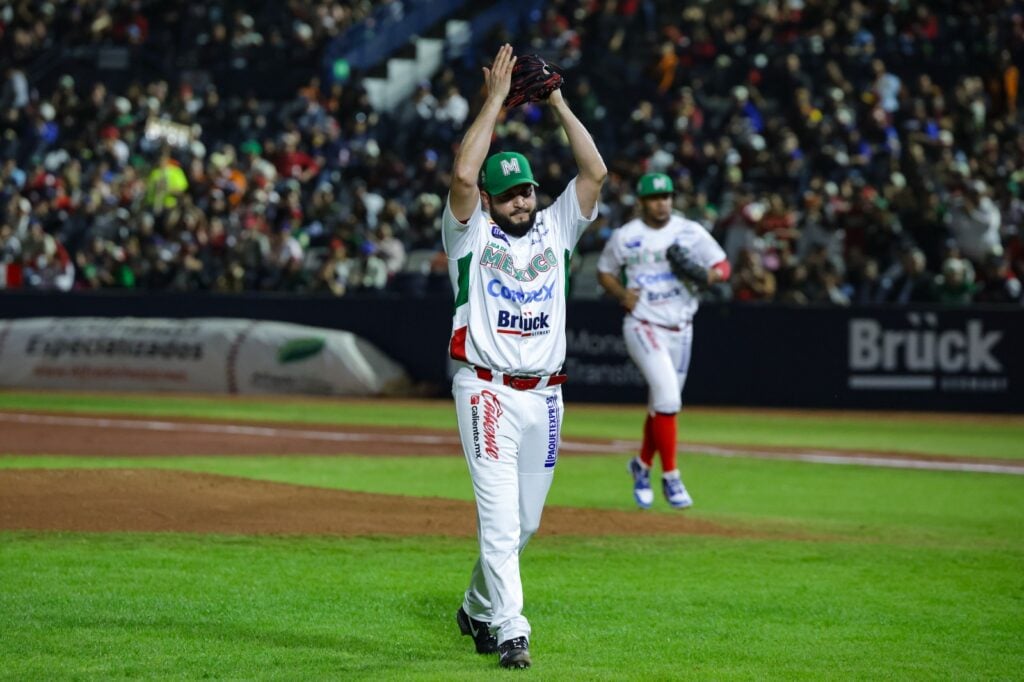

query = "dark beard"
[491,209,536,238]
[645,213,671,228]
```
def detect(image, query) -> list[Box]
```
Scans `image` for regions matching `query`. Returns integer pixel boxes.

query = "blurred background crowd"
[1,0,1022,306]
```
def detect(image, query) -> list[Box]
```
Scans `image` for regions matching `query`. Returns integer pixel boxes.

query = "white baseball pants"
[452,366,563,644]
[623,315,694,414]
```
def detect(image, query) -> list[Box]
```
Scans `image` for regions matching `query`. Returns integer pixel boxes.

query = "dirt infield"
[0,469,755,537]
[0,410,751,537]
[1,409,1020,537]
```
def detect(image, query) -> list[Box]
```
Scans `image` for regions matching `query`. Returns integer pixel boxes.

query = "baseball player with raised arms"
[596,173,730,510]
[444,44,606,669]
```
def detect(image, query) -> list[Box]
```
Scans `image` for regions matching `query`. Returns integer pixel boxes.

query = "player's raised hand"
[482,44,516,104]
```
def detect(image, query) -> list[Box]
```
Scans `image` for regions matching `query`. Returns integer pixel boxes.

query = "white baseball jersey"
[597,214,726,327]
[442,177,597,375]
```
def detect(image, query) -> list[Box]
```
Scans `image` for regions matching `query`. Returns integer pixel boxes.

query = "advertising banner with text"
[0,317,408,397]
[1,292,1019,412]
[562,303,1023,413]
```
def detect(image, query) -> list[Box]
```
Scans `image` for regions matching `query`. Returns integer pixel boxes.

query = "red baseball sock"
[639,414,656,468]
[652,412,678,472]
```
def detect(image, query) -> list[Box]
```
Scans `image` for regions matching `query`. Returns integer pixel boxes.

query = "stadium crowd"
[1,0,1022,306]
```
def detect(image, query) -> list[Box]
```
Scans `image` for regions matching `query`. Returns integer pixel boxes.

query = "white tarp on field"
[0,317,409,396]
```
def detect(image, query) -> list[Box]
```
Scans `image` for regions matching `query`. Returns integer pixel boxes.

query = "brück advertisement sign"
[564,303,1023,413]
[848,314,1008,394]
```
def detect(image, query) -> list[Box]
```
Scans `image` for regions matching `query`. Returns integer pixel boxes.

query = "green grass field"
[1,391,1023,680]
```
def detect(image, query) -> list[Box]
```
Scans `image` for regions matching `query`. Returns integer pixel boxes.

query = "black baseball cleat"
[456,606,498,654]
[498,637,531,669]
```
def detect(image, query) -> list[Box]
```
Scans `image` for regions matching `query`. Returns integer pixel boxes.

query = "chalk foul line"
[1,412,1021,476]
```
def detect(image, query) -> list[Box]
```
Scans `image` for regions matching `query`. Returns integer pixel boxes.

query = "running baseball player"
[444,44,606,669]
[596,173,730,509]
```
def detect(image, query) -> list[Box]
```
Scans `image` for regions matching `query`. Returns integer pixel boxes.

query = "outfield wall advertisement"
[562,303,1023,413]
[0,293,1019,412]
[0,317,408,397]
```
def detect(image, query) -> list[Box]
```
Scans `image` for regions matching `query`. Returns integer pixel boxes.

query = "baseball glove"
[666,244,709,288]
[504,54,564,109]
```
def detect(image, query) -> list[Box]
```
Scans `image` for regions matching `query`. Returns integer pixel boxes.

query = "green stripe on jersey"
[563,249,572,298]
[454,252,472,310]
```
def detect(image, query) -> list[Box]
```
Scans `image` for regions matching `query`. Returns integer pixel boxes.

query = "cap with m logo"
[636,173,675,197]
[482,151,539,196]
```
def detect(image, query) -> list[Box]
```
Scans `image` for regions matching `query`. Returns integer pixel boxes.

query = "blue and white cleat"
[628,457,654,509]
[661,470,693,509]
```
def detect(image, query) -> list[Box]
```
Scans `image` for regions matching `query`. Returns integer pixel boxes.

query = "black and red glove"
[504,54,564,109]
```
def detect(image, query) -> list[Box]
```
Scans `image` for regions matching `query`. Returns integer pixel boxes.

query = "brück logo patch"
[496,310,551,337]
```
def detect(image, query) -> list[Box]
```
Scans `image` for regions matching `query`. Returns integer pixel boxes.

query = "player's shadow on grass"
[75,614,449,667]
[410,590,502,661]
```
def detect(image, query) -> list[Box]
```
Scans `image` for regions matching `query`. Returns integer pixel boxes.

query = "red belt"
[475,367,568,391]
[634,316,683,332]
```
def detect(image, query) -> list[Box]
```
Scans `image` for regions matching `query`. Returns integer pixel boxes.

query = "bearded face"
[485,184,538,238]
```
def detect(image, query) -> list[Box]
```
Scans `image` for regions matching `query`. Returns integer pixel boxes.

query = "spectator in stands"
[731,248,775,302]
[355,241,388,292]
[975,251,1023,305]
[21,222,73,291]
[846,257,885,305]
[0,67,30,112]
[877,247,937,304]
[935,256,978,305]
[407,192,443,249]
[262,220,305,291]
[394,81,438,152]
[946,180,1003,266]
[435,84,469,130]
[0,223,22,263]
[312,238,354,297]
[145,147,189,210]
[373,222,406,278]
[718,190,764,265]
[805,259,851,306]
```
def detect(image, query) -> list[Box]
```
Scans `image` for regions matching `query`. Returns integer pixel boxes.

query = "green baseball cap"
[481,151,539,196]
[636,173,674,197]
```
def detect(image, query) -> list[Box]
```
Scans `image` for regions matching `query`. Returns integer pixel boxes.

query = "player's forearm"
[452,96,504,189]
[597,272,629,303]
[549,92,607,185]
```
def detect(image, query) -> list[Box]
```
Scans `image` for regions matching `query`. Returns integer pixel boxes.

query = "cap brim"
[485,179,540,196]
